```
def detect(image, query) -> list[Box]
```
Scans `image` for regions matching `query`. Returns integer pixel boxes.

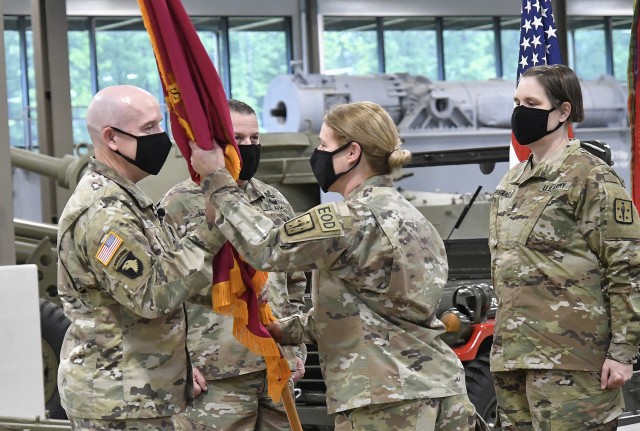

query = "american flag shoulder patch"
[96,231,124,266]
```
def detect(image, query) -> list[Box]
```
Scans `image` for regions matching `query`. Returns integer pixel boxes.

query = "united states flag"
[517,0,561,79]
[512,0,563,162]
[96,232,123,266]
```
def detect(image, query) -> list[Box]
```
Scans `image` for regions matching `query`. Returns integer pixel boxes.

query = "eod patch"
[282,203,347,243]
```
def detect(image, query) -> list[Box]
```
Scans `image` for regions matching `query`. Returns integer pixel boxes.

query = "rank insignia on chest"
[614,198,634,224]
[96,231,123,266]
[114,249,144,278]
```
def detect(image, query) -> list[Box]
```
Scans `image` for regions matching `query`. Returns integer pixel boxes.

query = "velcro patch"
[282,203,344,243]
[285,213,315,236]
[314,204,340,232]
[113,249,144,279]
[614,198,633,224]
[96,232,123,266]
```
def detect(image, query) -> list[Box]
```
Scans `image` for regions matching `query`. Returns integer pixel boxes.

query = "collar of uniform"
[89,158,154,209]
[512,140,580,185]
[346,174,393,199]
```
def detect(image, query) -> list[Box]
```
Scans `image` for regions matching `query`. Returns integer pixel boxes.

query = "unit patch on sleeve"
[282,203,344,243]
[614,198,634,224]
[95,231,123,266]
[113,249,144,279]
[284,213,315,236]
[314,204,340,232]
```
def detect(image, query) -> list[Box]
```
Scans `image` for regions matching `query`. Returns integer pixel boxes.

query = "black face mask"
[511,105,565,146]
[309,142,361,193]
[238,144,261,181]
[111,127,172,175]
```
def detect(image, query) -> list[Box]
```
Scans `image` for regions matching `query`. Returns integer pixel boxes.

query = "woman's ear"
[560,101,572,122]
[349,142,362,161]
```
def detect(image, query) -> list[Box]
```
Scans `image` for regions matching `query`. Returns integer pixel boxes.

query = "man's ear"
[103,127,118,151]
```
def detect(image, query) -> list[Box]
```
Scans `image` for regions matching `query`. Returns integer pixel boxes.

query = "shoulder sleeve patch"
[614,198,634,224]
[282,203,346,243]
[313,203,340,232]
[95,231,123,266]
[113,249,144,279]
[284,213,315,236]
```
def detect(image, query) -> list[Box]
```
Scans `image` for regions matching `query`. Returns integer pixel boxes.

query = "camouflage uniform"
[489,140,640,429]
[201,171,475,430]
[159,177,307,431]
[57,159,218,428]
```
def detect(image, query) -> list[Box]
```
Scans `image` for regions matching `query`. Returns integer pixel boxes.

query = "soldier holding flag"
[57,85,225,430]
[188,101,481,431]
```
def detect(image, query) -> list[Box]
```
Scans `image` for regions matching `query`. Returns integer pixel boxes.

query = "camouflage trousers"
[69,416,174,430]
[334,394,477,431]
[172,370,290,431]
[493,369,624,430]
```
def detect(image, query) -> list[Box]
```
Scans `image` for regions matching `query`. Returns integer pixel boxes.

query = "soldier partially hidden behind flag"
[160,99,307,431]
[57,85,224,431]
[490,65,640,430]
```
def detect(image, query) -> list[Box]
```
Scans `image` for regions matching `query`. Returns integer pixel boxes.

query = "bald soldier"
[57,85,220,430]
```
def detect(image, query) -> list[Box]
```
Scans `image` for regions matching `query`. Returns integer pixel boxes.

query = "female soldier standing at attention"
[490,64,640,430]
[189,101,479,431]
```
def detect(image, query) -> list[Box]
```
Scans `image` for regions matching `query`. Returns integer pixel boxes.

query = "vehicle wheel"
[465,354,497,429]
[40,299,70,419]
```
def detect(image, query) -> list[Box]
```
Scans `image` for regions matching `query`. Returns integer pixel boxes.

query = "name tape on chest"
[492,182,571,202]
[283,203,344,242]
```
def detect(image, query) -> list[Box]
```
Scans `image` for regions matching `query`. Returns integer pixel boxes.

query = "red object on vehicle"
[453,320,495,362]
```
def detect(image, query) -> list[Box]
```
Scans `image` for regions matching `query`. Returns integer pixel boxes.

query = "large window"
[568,17,607,80]
[612,17,633,81]
[323,17,379,75]
[500,17,521,81]
[383,17,438,80]
[229,17,290,124]
[4,14,291,148]
[3,12,633,149]
[67,18,93,145]
[443,17,496,81]
[5,16,36,149]
[321,14,630,85]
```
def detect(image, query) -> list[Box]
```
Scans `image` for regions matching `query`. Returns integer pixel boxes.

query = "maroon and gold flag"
[630,0,640,205]
[137,0,291,402]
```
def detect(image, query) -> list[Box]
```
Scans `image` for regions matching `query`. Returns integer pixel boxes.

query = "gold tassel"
[211,282,234,315]
[224,144,241,181]
[232,296,249,323]
[231,319,281,357]
[264,355,293,402]
[229,258,246,296]
[259,303,278,325]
